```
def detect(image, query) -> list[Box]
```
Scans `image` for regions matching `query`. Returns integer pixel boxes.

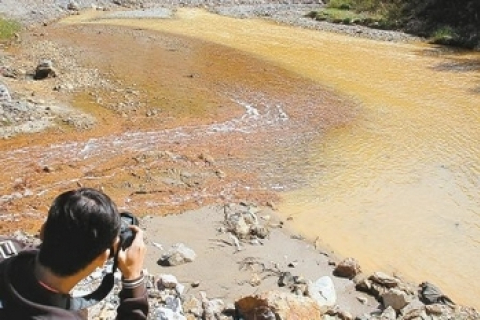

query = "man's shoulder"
[0,247,78,320]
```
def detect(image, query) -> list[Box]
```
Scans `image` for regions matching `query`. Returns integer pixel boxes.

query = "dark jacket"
[0,250,149,320]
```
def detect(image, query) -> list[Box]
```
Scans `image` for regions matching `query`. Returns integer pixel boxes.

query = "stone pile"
[219,202,272,251]
[79,265,480,320]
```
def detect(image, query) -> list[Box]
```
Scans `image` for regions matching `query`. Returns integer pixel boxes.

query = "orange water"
[65,9,480,308]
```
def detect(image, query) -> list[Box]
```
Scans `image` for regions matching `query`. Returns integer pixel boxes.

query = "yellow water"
[65,9,480,307]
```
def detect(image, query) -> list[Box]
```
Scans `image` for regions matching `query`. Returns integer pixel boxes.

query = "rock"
[182,295,202,317]
[401,306,427,320]
[333,257,362,279]
[235,290,323,320]
[400,298,425,316]
[371,272,400,288]
[306,276,337,308]
[215,169,226,178]
[266,201,277,210]
[200,291,225,320]
[159,243,196,266]
[380,306,397,320]
[199,153,215,165]
[381,288,411,310]
[153,306,187,320]
[278,272,294,287]
[0,84,12,102]
[325,308,353,320]
[250,224,270,239]
[67,1,80,11]
[249,272,261,287]
[34,59,56,80]
[165,296,183,314]
[157,274,179,290]
[419,282,455,306]
[231,215,250,239]
[356,272,408,299]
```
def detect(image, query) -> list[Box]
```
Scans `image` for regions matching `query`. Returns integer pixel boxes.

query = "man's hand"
[117,225,146,280]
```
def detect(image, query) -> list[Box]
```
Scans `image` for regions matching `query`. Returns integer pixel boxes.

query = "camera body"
[119,211,139,250]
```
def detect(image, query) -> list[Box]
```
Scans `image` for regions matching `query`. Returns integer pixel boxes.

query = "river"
[59,8,480,308]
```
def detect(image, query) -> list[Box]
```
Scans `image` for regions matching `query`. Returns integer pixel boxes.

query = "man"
[0,188,148,319]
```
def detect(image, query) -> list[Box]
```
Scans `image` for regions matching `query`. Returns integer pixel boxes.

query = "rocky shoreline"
[8,204,480,320]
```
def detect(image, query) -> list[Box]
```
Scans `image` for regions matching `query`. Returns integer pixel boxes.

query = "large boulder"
[235,291,323,320]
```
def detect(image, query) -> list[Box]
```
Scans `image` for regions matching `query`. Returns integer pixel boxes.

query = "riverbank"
[0,0,424,43]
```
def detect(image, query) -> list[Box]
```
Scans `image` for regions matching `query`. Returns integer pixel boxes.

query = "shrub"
[429,26,474,47]
[431,26,457,42]
[0,16,21,41]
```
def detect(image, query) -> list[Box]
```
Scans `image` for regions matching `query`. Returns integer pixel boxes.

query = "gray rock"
[419,281,454,306]
[159,243,196,266]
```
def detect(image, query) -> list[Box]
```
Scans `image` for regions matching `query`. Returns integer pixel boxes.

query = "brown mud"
[0,22,356,235]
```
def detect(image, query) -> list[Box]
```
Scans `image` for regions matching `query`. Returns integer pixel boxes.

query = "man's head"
[39,188,121,277]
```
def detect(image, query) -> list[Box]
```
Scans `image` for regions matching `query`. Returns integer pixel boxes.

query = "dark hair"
[38,188,121,276]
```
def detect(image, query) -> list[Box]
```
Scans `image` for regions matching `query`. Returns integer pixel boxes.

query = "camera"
[119,211,139,250]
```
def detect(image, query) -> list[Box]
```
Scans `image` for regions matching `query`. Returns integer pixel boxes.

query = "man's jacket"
[0,249,149,320]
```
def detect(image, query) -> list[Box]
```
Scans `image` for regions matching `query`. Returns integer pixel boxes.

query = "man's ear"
[95,248,110,267]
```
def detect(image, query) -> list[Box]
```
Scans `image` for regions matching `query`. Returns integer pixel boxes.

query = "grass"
[430,26,459,45]
[0,16,21,41]
[306,7,389,28]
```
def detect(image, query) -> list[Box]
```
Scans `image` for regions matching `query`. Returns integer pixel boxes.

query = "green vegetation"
[430,26,459,46]
[307,7,393,29]
[306,0,480,49]
[307,0,401,30]
[0,16,21,41]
